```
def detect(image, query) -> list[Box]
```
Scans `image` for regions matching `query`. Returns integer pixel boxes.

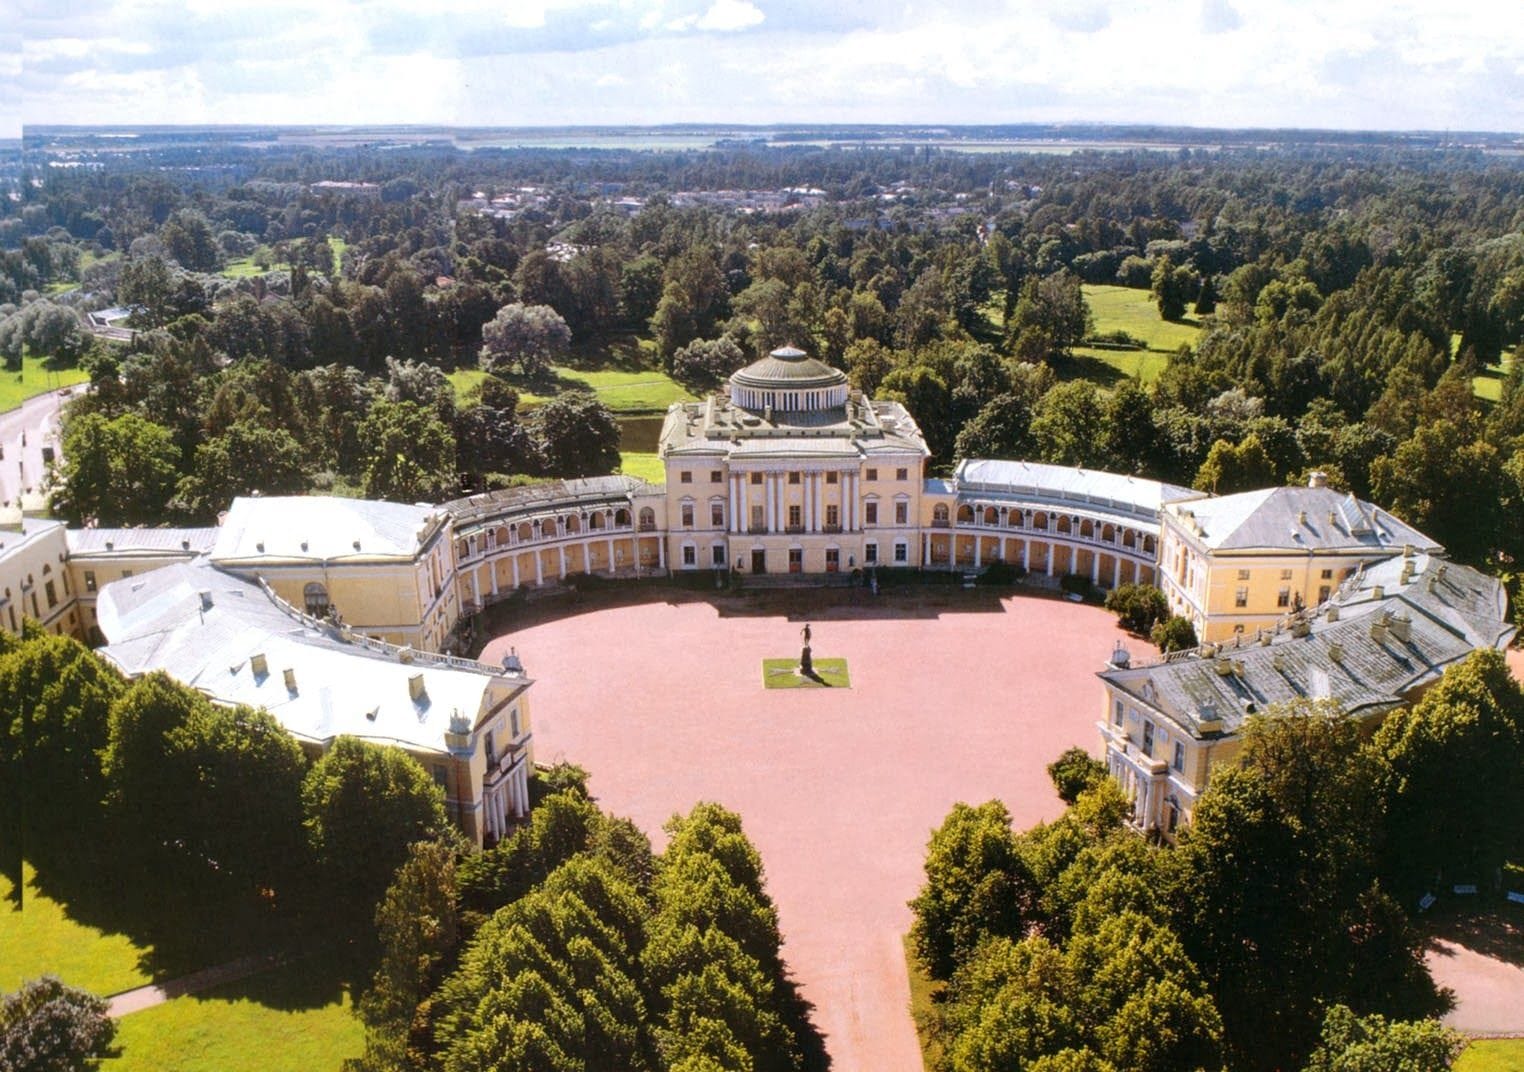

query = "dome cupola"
[729,346,849,413]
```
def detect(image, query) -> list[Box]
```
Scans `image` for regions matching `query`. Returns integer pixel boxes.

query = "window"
[1320,568,1333,579]
[485,731,497,764]
[432,764,448,788]
[864,501,878,525]
[750,472,763,485]
[1277,587,1291,607]
[825,548,840,572]
[865,542,878,563]
[45,580,57,609]
[1234,586,1248,608]
[751,505,764,529]
[789,505,802,529]
[826,472,839,484]
[121,569,133,578]
[510,708,520,736]
[1142,720,1155,758]
[84,570,96,593]
[711,502,725,526]
[1280,569,1293,580]
[682,545,696,566]
[1167,800,1180,834]
[304,582,330,617]
[680,470,692,483]
[1113,700,1124,727]
[712,544,727,566]
[895,501,909,525]
[826,505,839,528]
[1173,742,1185,772]
[866,468,878,481]
[788,471,801,484]
[896,467,908,480]
[1237,569,1250,581]
[710,471,723,483]
[894,541,908,563]
[681,503,694,527]
[1318,585,1330,604]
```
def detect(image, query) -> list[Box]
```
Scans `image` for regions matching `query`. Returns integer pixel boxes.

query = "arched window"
[589,512,605,530]
[1144,534,1156,554]
[1033,511,1048,530]
[519,522,533,542]
[933,503,950,523]
[615,508,631,527]
[957,504,974,524]
[638,507,656,531]
[565,514,581,534]
[1057,515,1072,534]
[304,582,330,617]
[982,506,998,525]
[1009,511,1025,528]
[1080,519,1094,538]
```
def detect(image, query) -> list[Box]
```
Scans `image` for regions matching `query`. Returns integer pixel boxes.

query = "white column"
[1046,543,1055,577]
[730,475,740,533]
[764,475,775,532]
[803,474,813,532]
[974,538,982,568]
[582,542,591,573]
[922,532,930,567]
[512,556,520,588]
[558,546,567,579]
[658,538,666,570]
[534,553,543,586]
[608,538,616,574]
[489,562,499,597]
[471,569,481,606]
[1022,541,1029,571]
[814,474,824,532]
[845,473,855,531]
[1091,552,1099,584]
[1113,557,1121,588]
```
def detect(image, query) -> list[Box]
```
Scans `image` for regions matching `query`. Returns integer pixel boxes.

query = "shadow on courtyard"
[1424,903,1524,969]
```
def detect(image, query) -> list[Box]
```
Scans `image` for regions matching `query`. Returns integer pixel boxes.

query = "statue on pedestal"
[799,622,813,676]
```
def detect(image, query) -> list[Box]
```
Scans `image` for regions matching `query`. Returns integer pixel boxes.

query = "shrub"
[1150,616,1198,654]
[1104,583,1169,634]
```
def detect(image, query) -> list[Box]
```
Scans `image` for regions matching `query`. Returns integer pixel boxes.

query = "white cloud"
[695,0,764,32]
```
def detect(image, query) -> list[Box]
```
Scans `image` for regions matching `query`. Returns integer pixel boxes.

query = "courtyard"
[481,584,1143,1071]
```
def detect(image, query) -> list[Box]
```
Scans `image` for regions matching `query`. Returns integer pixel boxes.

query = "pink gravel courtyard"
[482,585,1145,1071]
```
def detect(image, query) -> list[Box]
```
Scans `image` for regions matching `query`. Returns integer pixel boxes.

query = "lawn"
[1457,1038,1524,1071]
[0,353,90,412]
[903,933,944,1072]
[761,656,851,689]
[448,363,694,413]
[103,958,361,1072]
[1064,346,1171,386]
[618,451,666,483]
[0,863,152,998]
[1083,284,1203,352]
[222,236,346,280]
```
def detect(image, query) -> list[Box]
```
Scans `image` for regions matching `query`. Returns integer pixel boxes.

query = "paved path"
[0,385,83,511]
[484,586,1143,1071]
[106,952,286,1017]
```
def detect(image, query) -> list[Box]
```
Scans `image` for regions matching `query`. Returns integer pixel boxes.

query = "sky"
[8,0,1524,139]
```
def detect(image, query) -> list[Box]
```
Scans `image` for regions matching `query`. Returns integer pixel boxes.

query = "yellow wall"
[0,524,78,638]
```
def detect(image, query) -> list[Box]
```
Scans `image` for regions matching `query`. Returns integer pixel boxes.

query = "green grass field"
[903,933,944,1071]
[1457,1038,1524,1071]
[222,236,346,280]
[103,959,361,1072]
[449,364,694,413]
[1065,346,1172,386]
[617,451,666,483]
[762,656,850,689]
[0,863,153,998]
[1083,284,1203,352]
[0,353,90,412]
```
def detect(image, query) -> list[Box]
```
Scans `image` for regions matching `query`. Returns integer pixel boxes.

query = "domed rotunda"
[729,346,850,412]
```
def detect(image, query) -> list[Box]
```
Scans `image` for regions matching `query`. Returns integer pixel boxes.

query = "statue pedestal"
[799,644,813,676]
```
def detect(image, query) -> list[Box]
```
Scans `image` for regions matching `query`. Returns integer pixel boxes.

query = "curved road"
[0,385,83,512]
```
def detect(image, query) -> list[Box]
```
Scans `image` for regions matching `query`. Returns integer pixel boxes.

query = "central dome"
[729,346,849,413]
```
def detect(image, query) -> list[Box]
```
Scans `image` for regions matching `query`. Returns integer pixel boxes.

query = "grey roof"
[1100,554,1512,739]
[730,347,847,389]
[660,395,929,461]
[1168,486,1439,554]
[955,459,1200,520]
[68,527,219,557]
[96,560,527,756]
[212,496,442,565]
[443,476,652,531]
[0,517,65,556]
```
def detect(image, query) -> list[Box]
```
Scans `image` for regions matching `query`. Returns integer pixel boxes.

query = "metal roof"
[211,496,442,565]
[1167,486,1439,553]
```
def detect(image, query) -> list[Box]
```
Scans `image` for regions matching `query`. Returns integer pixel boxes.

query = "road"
[0,385,83,512]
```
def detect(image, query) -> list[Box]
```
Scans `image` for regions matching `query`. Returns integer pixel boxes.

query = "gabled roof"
[1100,554,1511,739]
[68,527,219,558]
[96,560,527,756]
[1167,486,1439,554]
[211,496,442,565]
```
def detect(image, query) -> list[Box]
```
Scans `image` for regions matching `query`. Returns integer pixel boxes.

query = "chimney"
[1297,510,1308,525]
[250,652,268,676]
[1308,471,1328,488]
[1390,615,1412,643]
[1371,585,1384,600]
[408,673,426,701]
[1215,656,1235,676]
[1328,642,1344,663]
[283,667,297,692]
[198,589,213,611]
[1325,604,1340,622]
[1370,621,1389,644]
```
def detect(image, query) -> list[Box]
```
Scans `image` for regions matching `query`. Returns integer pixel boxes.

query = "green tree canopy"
[49,411,180,526]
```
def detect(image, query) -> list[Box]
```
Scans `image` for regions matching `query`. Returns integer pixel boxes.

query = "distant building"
[67,526,217,642]
[96,560,533,846]
[309,180,380,200]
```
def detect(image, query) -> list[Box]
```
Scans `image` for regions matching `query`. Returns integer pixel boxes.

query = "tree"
[49,411,180,526]
[880,365,956,461]
[176,420,311,520]
[356,840,461,1072]
[1103,583,1168,635]
[1192,433,1277,494]
[479,303,572,378]
[671,336,747,387]
[159,209,220,272]
[1149,616,1196,653]
[1369,648,1524,886]
[909,800,1033,981]
[1032,381,1112,469]
[527,391,620,478]
[1369,418,1502,563]
[1047,747,1107,805]
[302,737,448,916]
[1150,258,1196,322]
[358,398,458,502]
[955,392,1035,462]
[1304,1005,1463,1072]
[0,976,116,1072]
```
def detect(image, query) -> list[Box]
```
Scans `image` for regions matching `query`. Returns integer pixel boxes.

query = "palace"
[1,346,1510,845]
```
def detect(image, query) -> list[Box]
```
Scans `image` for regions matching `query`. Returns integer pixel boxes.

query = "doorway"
[751,548,767,574]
